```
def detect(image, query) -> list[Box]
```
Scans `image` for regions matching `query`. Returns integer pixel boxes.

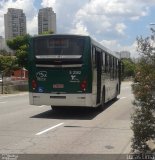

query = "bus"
[28,34,121,110]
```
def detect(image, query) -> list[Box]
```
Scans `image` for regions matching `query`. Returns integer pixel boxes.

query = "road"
[0,81,134,159]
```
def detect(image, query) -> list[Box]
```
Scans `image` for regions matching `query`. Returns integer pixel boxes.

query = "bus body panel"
[29,93,96,107]
[31,67,91,93]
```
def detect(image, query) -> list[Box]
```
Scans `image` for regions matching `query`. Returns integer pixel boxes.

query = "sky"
[1,0,155,57]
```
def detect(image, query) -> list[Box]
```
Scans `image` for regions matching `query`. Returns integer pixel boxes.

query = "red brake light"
[80,80,87,91]
[32,80,37,90]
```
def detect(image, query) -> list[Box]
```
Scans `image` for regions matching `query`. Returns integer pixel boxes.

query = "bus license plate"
[53,84,64,88]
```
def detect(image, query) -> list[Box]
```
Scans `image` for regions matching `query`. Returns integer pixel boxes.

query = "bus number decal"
[69,70,81,83]
[36,71,47,81]
[69,71,81,75]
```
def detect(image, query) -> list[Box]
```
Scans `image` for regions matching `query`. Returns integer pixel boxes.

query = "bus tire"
[51,106,64,111]
[51,106,57,111]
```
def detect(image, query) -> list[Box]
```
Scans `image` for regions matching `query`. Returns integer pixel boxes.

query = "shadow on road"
[31,107,99,120]
[31,98,119,120]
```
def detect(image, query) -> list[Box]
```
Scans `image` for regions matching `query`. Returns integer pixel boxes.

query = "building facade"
[38,7,56,34]
[4,8,26,40]
[119,51,131,59]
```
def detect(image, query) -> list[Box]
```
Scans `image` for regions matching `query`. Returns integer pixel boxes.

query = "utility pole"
[150,23,155,40]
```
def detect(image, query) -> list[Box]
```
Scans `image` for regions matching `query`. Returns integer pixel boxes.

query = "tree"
[131,33,155,153]
[0,55,18,76]
[7,34,31,69]
[0,49,10,56]
[16,44,28,69]
[122,58,135,79]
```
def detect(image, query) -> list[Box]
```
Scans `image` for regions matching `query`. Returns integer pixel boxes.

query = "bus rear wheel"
[51,106,58,111]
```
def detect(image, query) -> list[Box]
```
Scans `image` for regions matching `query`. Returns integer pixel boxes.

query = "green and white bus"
[28,34,121,110]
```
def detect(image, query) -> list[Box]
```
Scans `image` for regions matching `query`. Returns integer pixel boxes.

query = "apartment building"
[38,7,56,34]
[4,8,26,40]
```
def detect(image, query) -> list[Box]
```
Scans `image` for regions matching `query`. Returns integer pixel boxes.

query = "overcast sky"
[0,0,155,57]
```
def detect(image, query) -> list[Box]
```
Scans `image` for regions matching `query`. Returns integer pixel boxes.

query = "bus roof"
[90,38,120,59]
[33,34,120,59]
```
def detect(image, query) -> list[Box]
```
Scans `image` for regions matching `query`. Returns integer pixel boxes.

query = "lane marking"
[120,97,127,100]
[36,123,64,136]
[39,105,48,108]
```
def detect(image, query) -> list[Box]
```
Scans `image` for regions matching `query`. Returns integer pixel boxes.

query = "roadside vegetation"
[7,34,30,70]
[131,33,155,153]
[121,58,136,80]
[0,34,30,77]
[0,35,30,94]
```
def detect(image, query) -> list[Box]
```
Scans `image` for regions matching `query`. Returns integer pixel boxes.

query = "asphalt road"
[0,81,134,159]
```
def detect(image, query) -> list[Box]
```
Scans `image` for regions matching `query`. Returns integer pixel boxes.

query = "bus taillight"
[32,80,37,90]
[80,80,87,91]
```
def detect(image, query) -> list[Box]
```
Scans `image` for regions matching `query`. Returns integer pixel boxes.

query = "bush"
[131,36,155,153]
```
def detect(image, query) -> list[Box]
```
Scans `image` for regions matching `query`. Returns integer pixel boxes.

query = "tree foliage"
[7,34,31,69]
[122,58,135,79]
[0,55,18,76]
[0,49,11,56]
[131,34,155,153]
[137,36,155,61]
[7,34,30,50]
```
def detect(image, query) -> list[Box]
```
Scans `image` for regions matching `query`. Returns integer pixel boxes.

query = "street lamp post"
[150,23,155,39]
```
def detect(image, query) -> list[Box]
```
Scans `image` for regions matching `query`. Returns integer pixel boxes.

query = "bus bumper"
[29,93,95,107]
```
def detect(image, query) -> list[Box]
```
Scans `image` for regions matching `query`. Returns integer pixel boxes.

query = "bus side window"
[105,54,109,73]
[116,59,119,78]
[105,54,107,72]
[110,56,115,80]
[102,52,105,72]
[92,47,96,68]
[112,57,115,79]
[95,48,102,69]
[109,56,112,79]
[113,58,116,79]
[101,52,103,71]
[114,58,117,79]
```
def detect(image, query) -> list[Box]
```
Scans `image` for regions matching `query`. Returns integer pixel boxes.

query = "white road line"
[36,123,64,136]
[39,105,48,108]
[120,97,127,100]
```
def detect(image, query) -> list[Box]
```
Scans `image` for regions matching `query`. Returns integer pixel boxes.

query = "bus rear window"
[34,37,85,58]
[48,39,69,48]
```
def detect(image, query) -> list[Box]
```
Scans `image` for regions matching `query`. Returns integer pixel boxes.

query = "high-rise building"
[4,8,26,40]
[120,51,131,59]
[38,7,56,34]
